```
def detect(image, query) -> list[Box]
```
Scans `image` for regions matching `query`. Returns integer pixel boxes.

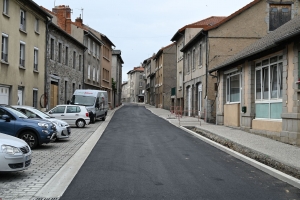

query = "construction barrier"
[169,106,202,126]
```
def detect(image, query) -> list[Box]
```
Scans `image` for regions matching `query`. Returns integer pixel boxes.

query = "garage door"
[0,87,9,104]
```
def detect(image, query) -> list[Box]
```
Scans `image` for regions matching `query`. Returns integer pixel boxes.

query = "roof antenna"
[54,0,56,7]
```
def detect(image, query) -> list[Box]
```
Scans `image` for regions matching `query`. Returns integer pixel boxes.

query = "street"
[60,104,300,200]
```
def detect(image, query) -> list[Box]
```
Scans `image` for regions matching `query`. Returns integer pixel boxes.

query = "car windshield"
[71,95,95,106]
[6,107,28,118]
[30,108,52,119]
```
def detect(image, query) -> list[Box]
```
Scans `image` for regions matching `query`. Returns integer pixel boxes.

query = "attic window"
[269,4,291,31]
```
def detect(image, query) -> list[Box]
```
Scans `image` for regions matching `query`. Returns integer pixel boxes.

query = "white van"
[70,90,108,123]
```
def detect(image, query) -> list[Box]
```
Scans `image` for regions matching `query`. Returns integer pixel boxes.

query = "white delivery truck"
[70,89,108,123]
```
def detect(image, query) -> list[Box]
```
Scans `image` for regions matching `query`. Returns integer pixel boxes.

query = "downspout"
[209,71,218,125]
[45,17,52,110]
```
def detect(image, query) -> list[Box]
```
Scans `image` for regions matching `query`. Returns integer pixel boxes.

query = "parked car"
[47,105,90,128]
[12,105,71,141]
[0,132,32,171]
[0,105,56,149]
[71,89,108,123]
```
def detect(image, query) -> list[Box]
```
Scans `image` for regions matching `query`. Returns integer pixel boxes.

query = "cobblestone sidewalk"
[0,121,102,200]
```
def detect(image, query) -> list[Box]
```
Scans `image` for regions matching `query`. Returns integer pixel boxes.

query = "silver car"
[12,105,71,141]
[0,132,31,171]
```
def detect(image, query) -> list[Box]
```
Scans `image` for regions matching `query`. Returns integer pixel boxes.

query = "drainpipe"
[45,17,52,110]
[209,71,218,125]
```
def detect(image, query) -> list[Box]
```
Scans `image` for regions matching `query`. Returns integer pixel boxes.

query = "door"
[51,84,58,109]
[48,106,66,121]
[0,108,15,136]
[0,87,9,104]
[65,105,81,125]
[198,84,202,117]
[17,90,23,105]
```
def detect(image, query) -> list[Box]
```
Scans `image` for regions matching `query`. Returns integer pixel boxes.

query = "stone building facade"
[46,22,86,109]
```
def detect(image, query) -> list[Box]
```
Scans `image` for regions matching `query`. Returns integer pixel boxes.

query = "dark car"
[0,105,56,149]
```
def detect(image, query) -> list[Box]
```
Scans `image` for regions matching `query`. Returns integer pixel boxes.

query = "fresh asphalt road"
[61,104,300,200]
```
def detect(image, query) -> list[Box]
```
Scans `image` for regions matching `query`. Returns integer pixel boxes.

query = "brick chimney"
[75,15,83,27]
[52,5,72,34]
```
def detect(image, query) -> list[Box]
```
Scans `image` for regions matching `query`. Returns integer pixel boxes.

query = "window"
[103,46,109,60]
[192,49,195,70]
[52,106,66,114]
[255,55,283,119]
[179,71,182,88]
[34,48,38,71]
[87,38,90,54]
[20,9,26,31]
[88,65,91,79]
[139,82,143,87]
[186,53,190,73]
[92,42,95,57]
[35,18,39,33]
[97,68,99,82]
[19,41,25,67]
[1,33,8,62]
[33,89,38,108]
[73,51,76,69]
[79,55,82,71]
[72,83,75,94]
[3,0,9,15]
[199,44,202,66]
[58,43,62,63]
[139,75,142,79]
[64,81,68,103]
[50,38,54,60]
[226,71,240,103]
[269,4,291,31]
[96,45,100,59]
[93,67,95,81]
[65,46,68,65]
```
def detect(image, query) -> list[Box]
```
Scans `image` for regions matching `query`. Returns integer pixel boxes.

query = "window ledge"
[33,70,39,73]
[19,66,26,70]
[35,31,40,35]
[1,60,9,65]
[225,102,240,105]
[103,79,109,83]
[2,12,10,18]
[19,29,27,34]
[103,56,110,62]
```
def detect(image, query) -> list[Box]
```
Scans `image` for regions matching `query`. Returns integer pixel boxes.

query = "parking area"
[0,121,103,200]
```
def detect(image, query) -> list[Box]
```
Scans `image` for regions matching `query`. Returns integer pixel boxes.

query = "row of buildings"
[123,0,300,146]
[0,0,124,110]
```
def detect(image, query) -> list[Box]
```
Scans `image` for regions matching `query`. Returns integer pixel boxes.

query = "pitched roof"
[209,15,300,73]
[154,43,175,60]
[181,0,261,52]
[171,16,226,41]
[205,0,260,31]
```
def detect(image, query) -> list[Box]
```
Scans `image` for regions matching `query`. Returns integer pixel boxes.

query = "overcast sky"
[34,0,253,81]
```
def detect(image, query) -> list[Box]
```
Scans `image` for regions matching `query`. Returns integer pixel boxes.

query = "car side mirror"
[2,114,11,122]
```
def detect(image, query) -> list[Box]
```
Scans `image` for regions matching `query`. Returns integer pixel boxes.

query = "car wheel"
[76,119,86,128]
[90,115,95,124]
[20,131,38,149]
[102,116,106,121]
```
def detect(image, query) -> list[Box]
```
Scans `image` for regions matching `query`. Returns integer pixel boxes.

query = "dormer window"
[269,4,291,31]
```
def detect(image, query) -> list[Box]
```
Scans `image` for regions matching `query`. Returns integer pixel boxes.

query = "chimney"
[75,15,83,27]
[52,5,72,34]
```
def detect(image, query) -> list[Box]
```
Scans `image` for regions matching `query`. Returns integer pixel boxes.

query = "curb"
[180,126,300,189]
